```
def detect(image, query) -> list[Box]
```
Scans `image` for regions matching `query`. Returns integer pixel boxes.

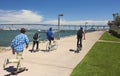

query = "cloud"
[43,20,108,25]
[0,9,43,24]
[0,9,108,25]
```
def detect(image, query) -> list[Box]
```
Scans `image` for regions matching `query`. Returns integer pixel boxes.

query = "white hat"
[37,30,40,32]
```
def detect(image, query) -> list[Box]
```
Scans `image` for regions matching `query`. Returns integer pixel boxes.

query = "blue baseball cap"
[49,27,52,31]
[80,26,83,30]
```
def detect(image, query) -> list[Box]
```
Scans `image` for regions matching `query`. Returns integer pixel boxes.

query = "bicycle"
[46,41,58,51]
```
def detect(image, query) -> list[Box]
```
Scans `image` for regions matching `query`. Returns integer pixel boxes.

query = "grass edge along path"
[99,31,120,41]
[70,31,120,76]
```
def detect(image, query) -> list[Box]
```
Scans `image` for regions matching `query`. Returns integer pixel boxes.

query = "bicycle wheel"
[46,42,51,51]
[52,41,58,50]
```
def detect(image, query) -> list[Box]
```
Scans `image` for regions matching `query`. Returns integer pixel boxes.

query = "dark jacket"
[77,29,84,38]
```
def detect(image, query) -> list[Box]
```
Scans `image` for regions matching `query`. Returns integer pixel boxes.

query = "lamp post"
[58,14,64,40]
[85,22,88,33]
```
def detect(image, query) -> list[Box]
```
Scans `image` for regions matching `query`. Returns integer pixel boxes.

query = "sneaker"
[75,50,80,53]
[3,58,9,69]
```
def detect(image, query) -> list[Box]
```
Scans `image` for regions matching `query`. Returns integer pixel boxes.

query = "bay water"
[0,30,77,47]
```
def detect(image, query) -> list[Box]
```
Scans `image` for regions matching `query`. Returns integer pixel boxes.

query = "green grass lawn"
[70,31,120,76]
[71,42,120,76]
[100,31,120,41]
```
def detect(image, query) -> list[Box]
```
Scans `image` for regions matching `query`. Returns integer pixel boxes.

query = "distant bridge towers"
[60,25,108,31]
[0,24,109,31]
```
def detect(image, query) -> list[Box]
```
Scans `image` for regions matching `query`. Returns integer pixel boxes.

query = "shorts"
[51,37,54,40]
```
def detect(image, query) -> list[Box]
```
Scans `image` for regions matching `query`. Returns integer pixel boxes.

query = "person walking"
[3,28,29,69]
[32,30,41,52]
[76,26,85,52]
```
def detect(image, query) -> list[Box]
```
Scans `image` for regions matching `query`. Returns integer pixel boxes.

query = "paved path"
[0,31,104,76]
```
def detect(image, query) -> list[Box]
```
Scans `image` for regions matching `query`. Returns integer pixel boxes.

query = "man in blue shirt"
[3,28,29,69]
[11,28,29,53]
[46,27,54,44]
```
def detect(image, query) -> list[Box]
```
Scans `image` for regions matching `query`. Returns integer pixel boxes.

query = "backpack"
[33,33,38,40]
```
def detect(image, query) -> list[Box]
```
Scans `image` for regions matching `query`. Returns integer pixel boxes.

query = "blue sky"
[0,0,120,25]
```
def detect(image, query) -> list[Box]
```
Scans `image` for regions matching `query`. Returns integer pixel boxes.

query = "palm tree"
[115,16,120,26]
[112,13,120,26]
[113,13,116,20]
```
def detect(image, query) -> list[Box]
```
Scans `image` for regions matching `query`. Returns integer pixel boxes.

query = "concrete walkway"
[0,31,104,76]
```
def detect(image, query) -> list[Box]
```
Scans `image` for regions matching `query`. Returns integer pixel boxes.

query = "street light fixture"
[58,14,64,40]
[85,22,88,33]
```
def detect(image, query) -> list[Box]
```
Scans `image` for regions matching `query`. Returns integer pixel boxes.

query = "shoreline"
[0,46,11,53]
[0,34,76,53]
[0,31,97,53]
